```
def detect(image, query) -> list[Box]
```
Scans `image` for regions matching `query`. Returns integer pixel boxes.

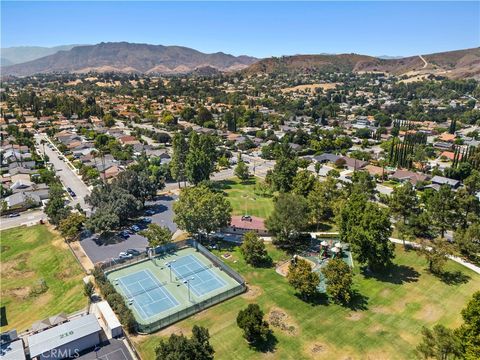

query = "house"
[312,153,341,164]
[363,164,388,178]
[431,175,461,189]
[118,135,140,145]
[0,330,26,360]
[391,169,429,186]
[4,192,41,210]
[342,156,368,171]
[438,133,456,142]
[224,215,269,236]
[104,165,121,179]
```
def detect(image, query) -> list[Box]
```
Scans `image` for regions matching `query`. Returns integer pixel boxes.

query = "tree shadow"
[252,256,274,269]
[294,291,330,306]
[438,270,470,285]
[345,290,369,311]
[361,264,420,285]
[250,331,278,353]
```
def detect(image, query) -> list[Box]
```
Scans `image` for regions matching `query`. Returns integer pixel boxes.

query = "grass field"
[220,177,274,219]
[0,225,87,332]
[133,243,480,360]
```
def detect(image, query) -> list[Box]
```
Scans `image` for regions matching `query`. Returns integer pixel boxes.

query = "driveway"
[79,194,177,264]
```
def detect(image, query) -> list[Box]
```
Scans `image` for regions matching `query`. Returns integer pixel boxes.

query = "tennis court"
[115,269,179,320]
[170,254,227,297]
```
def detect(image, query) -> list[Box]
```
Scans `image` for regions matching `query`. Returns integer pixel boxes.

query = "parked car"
[131,225,141,232]
[118,252,133,259]
[145,209,155,216]
[126,249,141,256]
[69,191,76,197]
[8,212,20,218]
[142,217,152,224]
[118,231,130,239]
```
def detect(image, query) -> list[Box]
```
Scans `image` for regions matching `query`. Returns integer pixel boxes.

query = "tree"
[114,169,160,206]
[140,224,172,248]
[420,238,452,275]
[322,259,353,304]
[170,133,188,187]
[45,184,71,225]
[348,171,376,199]
[266,193,309,252]
[291,170,316,197]
[173,185,231,239]
[458,291,480,359]
[240,232,270,266]
[307,176,340,226]
[389,182,419,223]
[234,157,250,182]
[185,132,215,185]
[338,194,394,271]
[236,304,270,344]
[426,186,458,238]
[416,325,462,360]
[454,223,480,265]
[267,143,298,192]
[287,258,320,299]
[58,212,86,242]
[155,325,214,360]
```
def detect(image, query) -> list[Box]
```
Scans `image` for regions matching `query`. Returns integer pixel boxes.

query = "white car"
[118,252,133,259]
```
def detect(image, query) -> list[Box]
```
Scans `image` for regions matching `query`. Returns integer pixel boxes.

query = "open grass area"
[219,177,274,219]
[133,243,480,360]
[0,225,87,332]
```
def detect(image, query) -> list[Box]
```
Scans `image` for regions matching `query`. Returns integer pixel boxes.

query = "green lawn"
[220,177,274,219]
[0,225,87,332]
[133,243,480,360]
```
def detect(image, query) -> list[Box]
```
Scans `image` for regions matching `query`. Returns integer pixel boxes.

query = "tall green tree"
[426,186,458,238]
[155,325,214,360]
[240,232,270,266]
[458,291,480,359]
[140,224,172,248]
[170,133,188,187]
[322,259,353,305]
[58,212,86,242]
[291,170,316,197]
[338,193,394,271]
[173,185,231,239]
[266,193,309,252]
[236,304,270,344]
[307,176,340,226]
[45,184,71,225]
[416,325,462,360]
[287,258,320,299]
[234,156,250,182]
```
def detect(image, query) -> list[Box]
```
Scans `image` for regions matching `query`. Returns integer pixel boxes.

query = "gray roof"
[28,314,101,358]
[0,339,25,360]
[313,153,341,163]
[431,175,460,187]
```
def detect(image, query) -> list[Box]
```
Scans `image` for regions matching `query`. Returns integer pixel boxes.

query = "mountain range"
[2,42,479,79]
[1,44,83,66]
[1,42,257,76]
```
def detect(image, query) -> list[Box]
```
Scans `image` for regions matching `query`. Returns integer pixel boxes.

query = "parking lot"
[79,194,177,264]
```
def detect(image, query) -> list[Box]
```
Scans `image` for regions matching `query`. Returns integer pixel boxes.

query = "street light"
[183,277,195,302]
[166,260,176,282]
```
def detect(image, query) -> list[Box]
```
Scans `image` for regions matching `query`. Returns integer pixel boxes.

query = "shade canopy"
[331,247,340,253]
[321,240,328,246]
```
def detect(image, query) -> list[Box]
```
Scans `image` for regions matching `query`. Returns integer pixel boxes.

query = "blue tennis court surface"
[171,254,226,297]
[116,269,179,320]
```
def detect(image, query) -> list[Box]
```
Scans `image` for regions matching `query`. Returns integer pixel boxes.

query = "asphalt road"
[79,194,177,263]
[0,209,46,230]
[35,134,91,211]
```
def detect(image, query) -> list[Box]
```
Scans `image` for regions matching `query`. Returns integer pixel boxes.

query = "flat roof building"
[28,314,101,360]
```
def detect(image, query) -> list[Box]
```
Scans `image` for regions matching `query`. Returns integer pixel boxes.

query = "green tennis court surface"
[106,246,244,333]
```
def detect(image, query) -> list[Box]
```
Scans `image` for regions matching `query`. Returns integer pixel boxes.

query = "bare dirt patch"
[345,312,364,321]
[267,307,299,336]
[70,241,94,271]
[276,257,315,277]
[371,306,390,314]
[368,324,385,334]
[1,258,34,278]
[414,303,443,323]
[303,341,332,359]
[379,288,392,298]
[4,287,31,299]
[241,284,262,300]
[281,83,339,93]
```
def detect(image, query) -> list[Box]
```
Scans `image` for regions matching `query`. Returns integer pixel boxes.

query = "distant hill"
[244,48,480,80]
[2,42,258,76]
[1,45,83,65]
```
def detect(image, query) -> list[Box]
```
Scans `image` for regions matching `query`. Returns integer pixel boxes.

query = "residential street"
[0,209,45,230]
[35,133,92,211]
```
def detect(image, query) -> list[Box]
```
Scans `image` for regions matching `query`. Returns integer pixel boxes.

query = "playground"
[276,238,353,292]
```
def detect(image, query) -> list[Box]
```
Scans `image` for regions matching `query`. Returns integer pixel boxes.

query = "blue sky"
[1,1,479,57]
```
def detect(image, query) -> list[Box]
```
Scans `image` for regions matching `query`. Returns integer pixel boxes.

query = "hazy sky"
[1,1,479,57]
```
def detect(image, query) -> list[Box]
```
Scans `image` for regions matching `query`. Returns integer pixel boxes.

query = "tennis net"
[125,280,167,298]
[175,264,213,281]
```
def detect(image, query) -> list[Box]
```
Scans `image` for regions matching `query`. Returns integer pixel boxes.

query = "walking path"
[310,232,480,275]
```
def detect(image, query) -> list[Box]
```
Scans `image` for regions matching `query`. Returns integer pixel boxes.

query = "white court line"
[99,348,128,360]
[143,269,178,307]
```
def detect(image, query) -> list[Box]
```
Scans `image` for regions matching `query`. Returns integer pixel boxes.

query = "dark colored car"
[126,249,141,256]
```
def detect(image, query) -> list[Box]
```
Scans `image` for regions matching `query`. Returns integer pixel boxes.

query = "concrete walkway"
[310,232,480,275]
